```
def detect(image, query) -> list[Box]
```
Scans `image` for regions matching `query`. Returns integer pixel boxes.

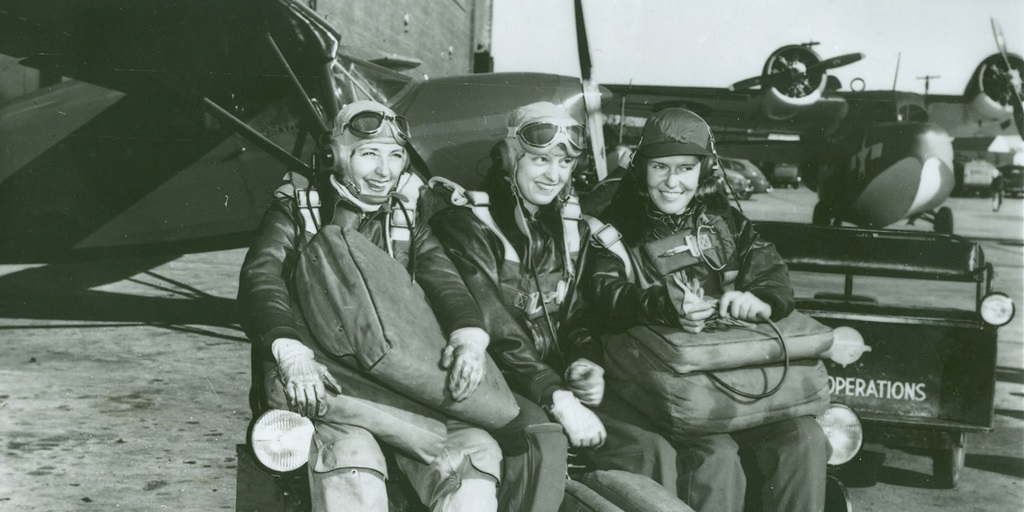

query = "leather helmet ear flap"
[316,139,345,175]
[491,139,519,174]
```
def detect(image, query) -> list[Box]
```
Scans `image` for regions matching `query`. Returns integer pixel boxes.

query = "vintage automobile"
[755,221,1015,489]
[998,164,1024,198]
[721,156,773,193]
[958,159,999,196]
[762,161,803,189]
[722,166,755,200]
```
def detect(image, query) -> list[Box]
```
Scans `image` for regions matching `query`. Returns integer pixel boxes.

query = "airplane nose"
[849,124,954,227]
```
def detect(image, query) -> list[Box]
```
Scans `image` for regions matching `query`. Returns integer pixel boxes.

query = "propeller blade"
[992,18,1024,137]
[730,75,765,91]
[574,0,593,81]
[806,52,865,74]
[993,18,1010,63]
[573,0,607,180]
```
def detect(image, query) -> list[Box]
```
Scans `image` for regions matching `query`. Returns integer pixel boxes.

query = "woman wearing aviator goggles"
[343,110,411,142]
[509,121,586,155]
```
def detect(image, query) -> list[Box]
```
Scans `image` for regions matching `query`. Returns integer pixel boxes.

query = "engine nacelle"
[965,52,1024,122]
[761,45,827,120]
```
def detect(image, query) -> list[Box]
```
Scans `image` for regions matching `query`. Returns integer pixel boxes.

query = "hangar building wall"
[0,0,491,102]
[316,0,490,80]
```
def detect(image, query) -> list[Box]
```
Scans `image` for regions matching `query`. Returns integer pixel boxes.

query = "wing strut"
[265,32,330,136]
[199,97,313,178]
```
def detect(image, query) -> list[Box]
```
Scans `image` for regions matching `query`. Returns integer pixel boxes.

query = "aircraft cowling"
[965,53,1024,124]
[761,45,827,120]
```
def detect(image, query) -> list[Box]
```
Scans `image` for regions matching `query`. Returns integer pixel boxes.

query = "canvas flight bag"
[292,224,519,430]
[602,311,833,443]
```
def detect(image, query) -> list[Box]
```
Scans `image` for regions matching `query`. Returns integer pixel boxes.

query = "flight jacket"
[238,183,485,368]
[430,199,595,408]
[570,198,795,367]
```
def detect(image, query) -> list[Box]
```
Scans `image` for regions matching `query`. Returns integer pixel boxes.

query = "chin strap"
[329,174,383,213]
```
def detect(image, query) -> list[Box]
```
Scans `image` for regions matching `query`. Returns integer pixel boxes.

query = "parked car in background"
[959,159,998,196]
[718,166,754,199]
[763,161,802,189]
[720,156,772,193]
[997,164,1024,198]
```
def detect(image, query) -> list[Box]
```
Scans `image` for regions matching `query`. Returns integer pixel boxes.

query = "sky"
[491,0,1024,96]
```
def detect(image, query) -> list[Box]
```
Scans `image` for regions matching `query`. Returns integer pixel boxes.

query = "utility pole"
[917,75,941,99]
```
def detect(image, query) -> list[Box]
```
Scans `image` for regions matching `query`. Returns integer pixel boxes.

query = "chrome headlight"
[816,404,863,466]
[980,292,1015,327]
[249,409,314,473]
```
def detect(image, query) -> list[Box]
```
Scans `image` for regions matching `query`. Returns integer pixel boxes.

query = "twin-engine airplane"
[603,27,1024,235]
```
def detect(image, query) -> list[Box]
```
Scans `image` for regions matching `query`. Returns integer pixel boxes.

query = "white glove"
[547,389,606,448]
[565,358,605,407]
[671,275,717,333]
[272,338,340,419]
[441,327,489,402]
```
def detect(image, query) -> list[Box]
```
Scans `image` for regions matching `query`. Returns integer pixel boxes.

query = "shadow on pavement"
[0,256,242,338]
[965,453,1024,479]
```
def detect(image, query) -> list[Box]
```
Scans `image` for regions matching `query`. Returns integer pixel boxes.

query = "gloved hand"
[441,327,489,402]
[719,291,772,322]
[672,275,717,333]
[565,358,605,407]
[547,389,607,448]
[272,338,341,419]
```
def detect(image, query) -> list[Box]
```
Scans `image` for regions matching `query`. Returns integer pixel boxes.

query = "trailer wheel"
[824,474,853,512]
[812,202,831,226]
[934,207,954,235]
[932,435,966,489]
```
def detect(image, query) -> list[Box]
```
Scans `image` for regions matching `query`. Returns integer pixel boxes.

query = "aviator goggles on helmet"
[343,110,411,141]
[508,121,586,153]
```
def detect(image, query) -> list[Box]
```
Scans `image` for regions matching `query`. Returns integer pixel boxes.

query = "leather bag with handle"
[293,224,519,430]
[603,310,833,443]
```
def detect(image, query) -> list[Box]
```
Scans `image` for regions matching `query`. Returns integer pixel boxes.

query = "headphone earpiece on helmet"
[316,138,345,175]
[491,139,520,175]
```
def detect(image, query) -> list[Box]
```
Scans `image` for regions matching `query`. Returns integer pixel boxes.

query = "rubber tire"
[932,443,965,489]
[934,207,954,234]
[812,202,831,226]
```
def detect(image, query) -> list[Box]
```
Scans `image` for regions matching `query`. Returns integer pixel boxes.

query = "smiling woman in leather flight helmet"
[601,108,731,238]
[241,98,507,512]
[317,99,412,208]
[583,108,828,512]
[487,101,586,220]
[432,102,702,511]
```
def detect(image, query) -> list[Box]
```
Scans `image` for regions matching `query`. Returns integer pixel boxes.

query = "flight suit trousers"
[675,416,828,512]
[490,394,569,512]
[311,420,502,512]
[584,391,681,494]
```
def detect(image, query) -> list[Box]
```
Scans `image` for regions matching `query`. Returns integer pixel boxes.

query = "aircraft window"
[898,104,929,123]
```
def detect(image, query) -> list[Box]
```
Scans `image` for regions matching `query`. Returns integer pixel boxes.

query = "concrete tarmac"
[0,188,1021,511]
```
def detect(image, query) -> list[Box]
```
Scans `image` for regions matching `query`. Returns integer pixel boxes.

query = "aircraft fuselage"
[817,122,954,229]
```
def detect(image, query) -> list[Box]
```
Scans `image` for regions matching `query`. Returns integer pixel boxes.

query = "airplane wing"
[600,44,863,165]
[603,82,851,164]
[0,0,414,262]
[924,52,1024,139]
